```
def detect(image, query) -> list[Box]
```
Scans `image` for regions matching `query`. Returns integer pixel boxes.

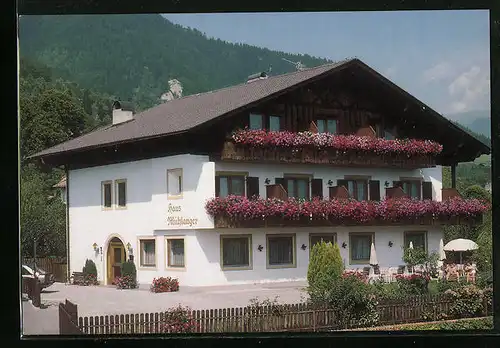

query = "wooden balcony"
[219,141,436,169]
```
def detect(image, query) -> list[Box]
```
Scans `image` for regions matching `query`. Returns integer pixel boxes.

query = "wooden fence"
[21,277,41,308]
[59,300,84,335]
[76,294,461,334]
[22,257,67,283]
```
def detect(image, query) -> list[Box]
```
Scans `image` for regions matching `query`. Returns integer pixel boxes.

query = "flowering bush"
[115,275,138,289]
[83,273,99,286]
[395,274,430,295]
[323,274,379,328]
[342,270,369,284]
[150,277,179,293]
[82,259,99,286]
[231,129,443,157]
[160,305,198,333]
[445,285,486,318]
[205,196,489,224]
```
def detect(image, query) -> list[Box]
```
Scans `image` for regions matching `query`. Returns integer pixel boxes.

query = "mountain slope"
[19,14,332,111]
[447,110,490,139]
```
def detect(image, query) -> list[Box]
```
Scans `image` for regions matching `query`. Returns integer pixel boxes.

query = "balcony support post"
[451,163,457,189]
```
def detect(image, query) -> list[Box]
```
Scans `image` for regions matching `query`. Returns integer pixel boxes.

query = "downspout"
[65,165,70,283]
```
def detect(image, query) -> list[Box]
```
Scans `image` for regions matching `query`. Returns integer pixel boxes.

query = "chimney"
[112,101,134,125]
[247,72,268,83]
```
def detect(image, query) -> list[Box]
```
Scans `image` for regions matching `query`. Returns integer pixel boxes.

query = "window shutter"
[246,177,259,199]
[311,178,323,199]
[337,179,348,189]
[279,116,285,131]
[369,180,380,201]
[422,181,433,200]
[215,176,220,197]
[275,178,286,192]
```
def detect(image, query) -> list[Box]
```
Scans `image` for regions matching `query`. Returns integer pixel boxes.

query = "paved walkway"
[22,281,308,335]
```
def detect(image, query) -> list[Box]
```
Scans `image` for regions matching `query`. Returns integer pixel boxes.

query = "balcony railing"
[219,141,437,169]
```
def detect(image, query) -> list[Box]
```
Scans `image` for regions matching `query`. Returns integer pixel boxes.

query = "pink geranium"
[205,196,488,223]
[231,129,443,157]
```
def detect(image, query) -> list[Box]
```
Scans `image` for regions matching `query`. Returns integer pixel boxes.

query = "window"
[139,239,156,267]
[269,116,281,131]
[310,234,337,248]
[350,233,374,264]
[404,231,427,252]
[267,234,296,268]
[166,237,185,268]
[249,113,263,130]
[115,179,127,208]
[346,180,368,200]
[101,181,112,208]
[317,119,337,134]
[401,180,421,200]
[384,130,395,140]
[216,175,245,197]
[286,178,309,199]
[221,235,252,270]
[167,169,183,198]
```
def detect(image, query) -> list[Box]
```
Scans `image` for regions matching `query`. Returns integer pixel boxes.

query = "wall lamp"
[264,178,271,185]
[388,241,393,248]
[301,244,307,250]
[257,245,263,252]
[384,181,390,188]
[341,242,347,249]
[92,243,98,252]
[327,180,333,186]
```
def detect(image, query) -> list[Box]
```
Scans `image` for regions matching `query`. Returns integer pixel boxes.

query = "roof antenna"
[282,58,306,71]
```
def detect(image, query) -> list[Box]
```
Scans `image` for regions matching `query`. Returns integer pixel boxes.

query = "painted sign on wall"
[167,203,199,227]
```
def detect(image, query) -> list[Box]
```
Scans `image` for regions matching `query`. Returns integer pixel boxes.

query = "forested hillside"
[19,14,331,111]
[19,58,116,257]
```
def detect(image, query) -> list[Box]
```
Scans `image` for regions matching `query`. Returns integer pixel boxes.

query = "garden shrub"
[160,305,198,333]
[369,279,405,300]
[116,261,138,289]
[150,277,179,293]
[82,259,99,286]
[395,274,430,295]
[445,285,486,318]
[307,241,343,303]
[323,273,379,329]
[436,279,462,293]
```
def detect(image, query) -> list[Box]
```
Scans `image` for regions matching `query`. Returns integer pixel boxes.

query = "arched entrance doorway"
[107,237,126,285]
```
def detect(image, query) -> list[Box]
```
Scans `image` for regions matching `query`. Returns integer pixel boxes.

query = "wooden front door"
[107,241,126,285]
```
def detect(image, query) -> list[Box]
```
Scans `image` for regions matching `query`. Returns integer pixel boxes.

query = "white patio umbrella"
[369,242,378,266]
[443,238,478,264]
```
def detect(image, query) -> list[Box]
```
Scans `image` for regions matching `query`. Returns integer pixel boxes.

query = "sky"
[163,11,490,119]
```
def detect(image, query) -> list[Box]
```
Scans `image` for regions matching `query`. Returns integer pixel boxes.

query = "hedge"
[340,317,493,331]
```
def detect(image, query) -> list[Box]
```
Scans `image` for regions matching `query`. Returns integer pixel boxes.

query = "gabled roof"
[30,58,490,160]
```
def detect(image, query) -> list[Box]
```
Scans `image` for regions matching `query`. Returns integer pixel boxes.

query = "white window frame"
[101,180,113,210]
[114,179,127,209]
[167,168,183,199]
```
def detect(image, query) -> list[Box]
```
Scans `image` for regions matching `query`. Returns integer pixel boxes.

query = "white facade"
[68,153,444,287]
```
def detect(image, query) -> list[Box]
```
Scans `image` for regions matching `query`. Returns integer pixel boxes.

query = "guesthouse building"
[30,59,490,287]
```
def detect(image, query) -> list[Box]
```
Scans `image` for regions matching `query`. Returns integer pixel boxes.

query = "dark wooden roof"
[29,58,490,160]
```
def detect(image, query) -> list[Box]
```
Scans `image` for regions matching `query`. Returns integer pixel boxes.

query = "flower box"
[207,196,489,228]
